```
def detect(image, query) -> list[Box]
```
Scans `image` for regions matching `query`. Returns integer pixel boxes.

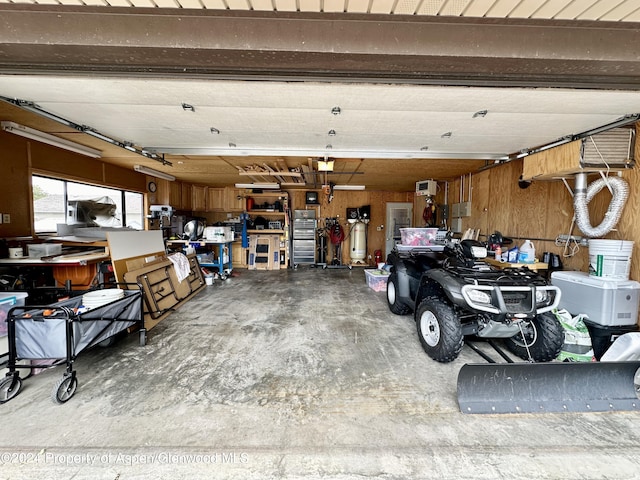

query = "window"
[33,175,144,233]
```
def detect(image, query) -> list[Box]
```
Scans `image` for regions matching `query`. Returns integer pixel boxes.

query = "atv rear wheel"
[387,272,411,315]
[504,312,563,362]
[416,296,463,363]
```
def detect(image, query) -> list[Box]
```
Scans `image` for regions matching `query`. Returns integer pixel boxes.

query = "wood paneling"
[0,132,32,237]
[192,185,207,211]
[288,188,412,265]
[522,140,582,181]
[0,131,146,238]
[30,141,146,192]
[446,158,590,271]
[169,182,182,208]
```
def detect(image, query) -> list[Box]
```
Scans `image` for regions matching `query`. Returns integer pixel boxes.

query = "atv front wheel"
[387,272,411,315]
[416,297,463,363]
[504,312,563,362]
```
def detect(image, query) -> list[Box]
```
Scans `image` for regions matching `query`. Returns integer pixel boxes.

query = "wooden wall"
[443,122,640,280]
[4,121,640,280]
[287,189,413,265]
[0,131,146,239]
[446,160,585,270]
[0,132,32,237]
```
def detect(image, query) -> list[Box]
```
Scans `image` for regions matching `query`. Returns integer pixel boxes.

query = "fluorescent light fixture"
[333,185,365,191]
[235,183,280,189]
[1,121,102,158]
[134,164,176,181]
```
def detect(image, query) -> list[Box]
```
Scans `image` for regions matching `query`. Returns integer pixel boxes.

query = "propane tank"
[350,221,366,263]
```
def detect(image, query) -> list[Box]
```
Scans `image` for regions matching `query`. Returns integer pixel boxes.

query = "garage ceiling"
[1,1,640,191]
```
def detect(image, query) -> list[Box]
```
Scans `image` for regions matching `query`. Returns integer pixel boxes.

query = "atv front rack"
[460,284,561,317]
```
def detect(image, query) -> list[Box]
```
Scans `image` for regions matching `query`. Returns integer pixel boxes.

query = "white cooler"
[551,271,640,327]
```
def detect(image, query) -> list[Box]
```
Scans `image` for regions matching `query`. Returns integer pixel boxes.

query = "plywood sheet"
[107,230,166,283]
[522,140,582,181]
[107,230,165,261]
[470,169,490,237]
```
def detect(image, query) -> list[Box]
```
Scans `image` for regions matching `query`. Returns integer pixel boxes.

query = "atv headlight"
[535,289,549,305]
[467,289,491,304]
[470,246,487,259]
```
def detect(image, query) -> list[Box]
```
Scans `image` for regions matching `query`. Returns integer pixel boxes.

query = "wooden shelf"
[249,210,285,215]
[247,229,284,234]
[484,257,548,272]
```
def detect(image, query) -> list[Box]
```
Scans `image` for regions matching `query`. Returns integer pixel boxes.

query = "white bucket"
[588,239,634,280]
[205,275,214,286]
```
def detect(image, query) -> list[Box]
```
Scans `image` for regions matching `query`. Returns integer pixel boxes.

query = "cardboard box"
[248,235,280,270]
[203,226,233,242]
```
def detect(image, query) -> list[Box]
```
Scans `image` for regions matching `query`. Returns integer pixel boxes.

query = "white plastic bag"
[554,309,594,362]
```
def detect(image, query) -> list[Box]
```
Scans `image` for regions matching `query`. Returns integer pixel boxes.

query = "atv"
[386,239,564,363]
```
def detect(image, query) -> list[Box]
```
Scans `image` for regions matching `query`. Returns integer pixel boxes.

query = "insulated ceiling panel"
[2,76,640,161]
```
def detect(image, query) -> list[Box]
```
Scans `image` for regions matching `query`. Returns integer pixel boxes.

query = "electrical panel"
[439,204,449,220]
[450,202,471,218]
[451,203,460,218]
[458,201,471,217]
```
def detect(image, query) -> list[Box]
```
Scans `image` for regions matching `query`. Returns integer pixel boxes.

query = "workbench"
[166,239,234,278]
[0,250,110,290]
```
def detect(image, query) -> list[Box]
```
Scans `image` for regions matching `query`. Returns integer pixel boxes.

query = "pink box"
[400,228,438,246]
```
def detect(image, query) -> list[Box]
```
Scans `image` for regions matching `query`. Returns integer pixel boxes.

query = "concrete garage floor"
[3,268,640,480]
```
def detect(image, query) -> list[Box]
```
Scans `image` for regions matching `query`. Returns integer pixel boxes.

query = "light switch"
[2,214,9,224]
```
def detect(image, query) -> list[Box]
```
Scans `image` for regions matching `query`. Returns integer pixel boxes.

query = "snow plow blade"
[457,361,640,414]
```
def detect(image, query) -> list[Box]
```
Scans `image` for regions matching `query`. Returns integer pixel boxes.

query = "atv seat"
[414,250,447,269]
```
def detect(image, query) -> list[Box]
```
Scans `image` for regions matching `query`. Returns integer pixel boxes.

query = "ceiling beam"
[1,6,640,88]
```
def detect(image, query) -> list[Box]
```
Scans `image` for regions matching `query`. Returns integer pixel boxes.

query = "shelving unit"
[243,191,290,269]
[166,239,233,278]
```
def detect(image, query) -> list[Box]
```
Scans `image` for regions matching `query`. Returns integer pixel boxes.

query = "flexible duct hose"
[574,172,629,238]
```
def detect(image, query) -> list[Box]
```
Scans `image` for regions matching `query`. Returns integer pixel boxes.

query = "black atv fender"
[389,255,412,301]
[416,269,466,310]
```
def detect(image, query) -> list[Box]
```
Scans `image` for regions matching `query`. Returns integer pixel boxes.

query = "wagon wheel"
[139,328,148,346]
[0,375,23,403]
[51,374,78,404]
